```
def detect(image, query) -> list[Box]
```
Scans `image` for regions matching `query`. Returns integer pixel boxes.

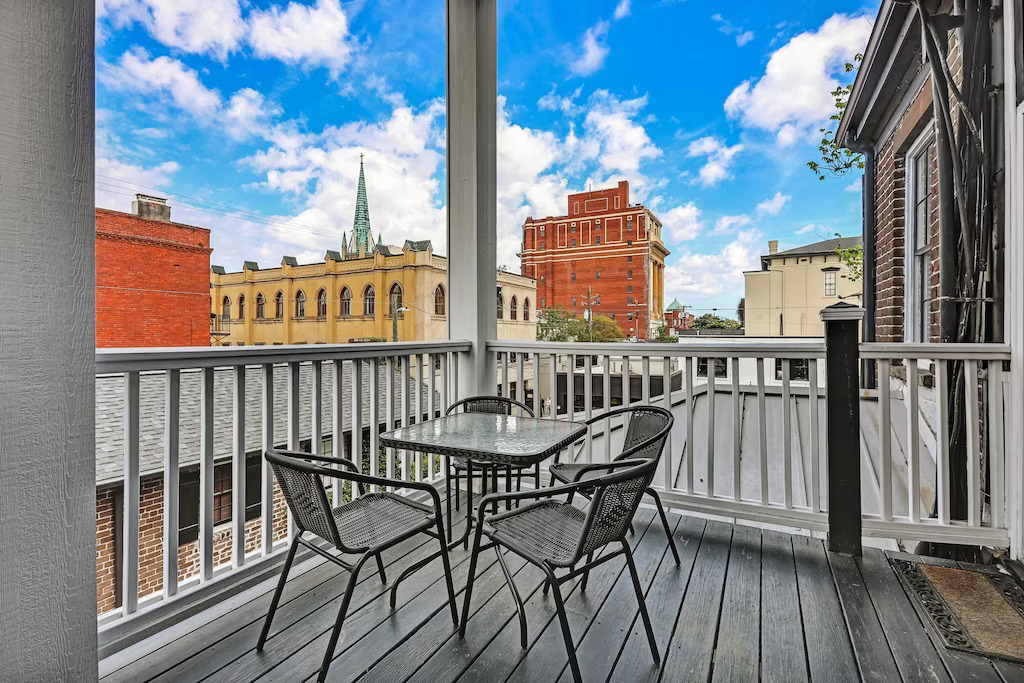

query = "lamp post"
[391,291,409,342]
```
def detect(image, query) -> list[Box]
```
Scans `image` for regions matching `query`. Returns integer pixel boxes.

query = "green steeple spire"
[351,153,371,252]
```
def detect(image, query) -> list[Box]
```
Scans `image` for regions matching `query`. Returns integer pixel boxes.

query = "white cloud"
[662,202,703,242]
[756,191,790,215]
[711,13,755,47]
[95,157,180,211]
[247,0,356,76]
[736,30,755,46]
[685,135,742,187]
[570,21,611,76]
[712,214,752,235]
[795,223,817,235]
[537,85,583,114]
[614,0,631,20]
[664,229,761,299]
[845,179,862,192]
[97,0,245,59]
[581,91,662,181]
[724,14,871,141]
[100,48,222,119]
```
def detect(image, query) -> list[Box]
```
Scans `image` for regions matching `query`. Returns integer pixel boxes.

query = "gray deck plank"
[658,520,733,683]
[760,529,808,682]
[792,535,858,683]
[504,509,657,683]
[710,525,762,683]
[607,515,706,683]
[830,551,901,682]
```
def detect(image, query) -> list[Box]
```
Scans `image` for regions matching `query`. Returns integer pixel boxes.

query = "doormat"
[890,558,1024,663]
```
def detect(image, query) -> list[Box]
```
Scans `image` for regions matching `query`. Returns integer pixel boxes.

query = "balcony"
[90,338,1023,681]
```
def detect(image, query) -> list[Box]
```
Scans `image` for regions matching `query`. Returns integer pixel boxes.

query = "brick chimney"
[132,193,171,222]
[768,240,778,254]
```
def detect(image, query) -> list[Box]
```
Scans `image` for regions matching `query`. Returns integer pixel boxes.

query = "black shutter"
[245,453,262,522]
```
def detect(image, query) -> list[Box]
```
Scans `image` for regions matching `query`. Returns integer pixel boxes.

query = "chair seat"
[451,455,533,472]
[486,500,585,566]
[332,492,434,550]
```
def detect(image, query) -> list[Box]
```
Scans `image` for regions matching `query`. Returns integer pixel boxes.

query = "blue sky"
[95,0,878,315]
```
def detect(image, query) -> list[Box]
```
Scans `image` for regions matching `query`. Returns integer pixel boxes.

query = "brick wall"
[95,474,288,615]
[95,208,212,348]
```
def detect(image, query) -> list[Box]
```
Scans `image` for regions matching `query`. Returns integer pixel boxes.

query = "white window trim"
[903,124,935,342]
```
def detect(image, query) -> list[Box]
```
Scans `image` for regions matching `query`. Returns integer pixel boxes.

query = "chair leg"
[647,488,680,565]
[535,462,540,490]
[454,466,461,511]
[546,569,582,683]
[374,553,388,584]
[435,515,459,625]
[459,522,486,637]
[446,467,454,543]
[494,546,528,648]
[622,541,660,665]
[316,553,369,683]
[256,535,300,650]
[505,466,512,510]
[580,552,594,592]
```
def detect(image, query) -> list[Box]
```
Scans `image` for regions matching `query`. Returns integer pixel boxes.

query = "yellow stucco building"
[743,237,862,337]
[210,241,537,345]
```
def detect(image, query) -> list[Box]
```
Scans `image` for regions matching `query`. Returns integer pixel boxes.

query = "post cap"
[820,301,865,322]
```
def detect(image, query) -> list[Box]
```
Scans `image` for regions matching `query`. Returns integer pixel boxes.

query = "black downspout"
[845,134,876,388]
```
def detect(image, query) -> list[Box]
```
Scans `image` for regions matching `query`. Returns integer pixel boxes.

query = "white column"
[0,1,98,679]
[447,0,497,397]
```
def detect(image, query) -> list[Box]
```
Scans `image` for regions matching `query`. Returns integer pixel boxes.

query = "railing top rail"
[96,339,472,373]
[859,342,1012,360]
[486,338,827,359]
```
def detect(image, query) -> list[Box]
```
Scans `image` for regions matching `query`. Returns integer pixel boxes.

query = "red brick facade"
[96,200,212,348]
[95,475,288,615]
[664,309,694,334]
[520,181,669,340]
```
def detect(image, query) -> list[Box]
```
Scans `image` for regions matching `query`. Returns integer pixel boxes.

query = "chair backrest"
[446,395,535,418]
[265,450,342,547]
[616,406,674,462]
[577,407,672,559]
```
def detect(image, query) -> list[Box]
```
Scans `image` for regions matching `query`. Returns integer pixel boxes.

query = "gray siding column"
[447,0,498,397]
[0,1,98,680]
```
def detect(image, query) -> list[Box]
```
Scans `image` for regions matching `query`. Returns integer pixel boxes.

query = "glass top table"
[380,413,587,547]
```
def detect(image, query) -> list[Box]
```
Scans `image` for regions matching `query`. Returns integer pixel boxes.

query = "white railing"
[860,343,1011,546]
[487,339,1014,549]
[95,340,469,627]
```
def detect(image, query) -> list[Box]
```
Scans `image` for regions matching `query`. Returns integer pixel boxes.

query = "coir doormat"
[890,558,1024,663]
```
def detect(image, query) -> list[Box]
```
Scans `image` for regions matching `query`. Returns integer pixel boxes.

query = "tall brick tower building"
[519,181,669,339]
[96,195,212,347]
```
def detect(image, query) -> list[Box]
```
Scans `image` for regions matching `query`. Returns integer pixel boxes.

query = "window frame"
[434,284,446,315]
[824,270,838,297]
[294,290,306,318]
[340,287,352,316]
[904,126,936,342]
[255,293,265,319]
[364,285,375,316]
[316,288,327,317]
[274,291,284,318]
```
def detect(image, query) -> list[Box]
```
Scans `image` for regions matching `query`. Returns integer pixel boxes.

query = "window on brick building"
[571,238,577,247]
[540,298,545,308]
[824,270,837,297]
[905,130,935,342]
[255,293,265,319]
[539,226,545,236]
[237,294,245,320]
[496,290,504,319]
[523,298,530,321]
[627,217,633,230]
[571,225,576,233]
[627,255,632,263]
[179,454,262,545]
[627,240,632,246]
[596,271,600,280]
[571,272,576,282]
[627,270,633,280]
[540,242,545,250]
[275,291,284,318]
[571,296,576,307]
[434,284,445,315]
[510,295,518,320]
[595,236,601,245]
[221,295,231,322]
[628,285,633,293]
[364,285,375,316]
[316,288,327,317]
[295,290,306,317]
[340,287,352,316]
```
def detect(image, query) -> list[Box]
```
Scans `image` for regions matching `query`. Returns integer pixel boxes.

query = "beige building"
[743,237,862,337]
[210,242,536,345]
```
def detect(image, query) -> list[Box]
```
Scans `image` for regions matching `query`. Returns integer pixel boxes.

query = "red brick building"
[519,181,669,339]
[664,298,694,335]
[96,194,212,347]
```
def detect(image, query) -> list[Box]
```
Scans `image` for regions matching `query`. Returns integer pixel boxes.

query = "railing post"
[822,303,865,556]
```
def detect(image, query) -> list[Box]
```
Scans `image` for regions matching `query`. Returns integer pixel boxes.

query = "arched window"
[255,293,265,319]
[274,291,284,318]
[237,294,245,320]
[316,288,327,317]
[496,291,504,320]
[523,298,530,321]
[388,283,403,316]
[295,290,306,318]
[509,295,518,321]
[221,295,231,321]
[340,287,352,316]
[434,284,446,315]
[363,285,375,316]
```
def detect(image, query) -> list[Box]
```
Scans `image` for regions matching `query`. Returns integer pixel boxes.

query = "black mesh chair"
[548,406,681,565]
[458,407,673,683]
[258,449,457,683]
[444,396,537,539]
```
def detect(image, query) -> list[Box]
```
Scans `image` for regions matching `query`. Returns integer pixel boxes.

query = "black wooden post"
[822,302,864,556]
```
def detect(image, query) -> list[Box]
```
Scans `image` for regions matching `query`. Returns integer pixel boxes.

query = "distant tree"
[736,298,745,327]
[835,241,863,283]
[653,324,678,343]
[587,315,626,342]
[537,307,577,342]
[692,313,741,330]
[807,54,864,181]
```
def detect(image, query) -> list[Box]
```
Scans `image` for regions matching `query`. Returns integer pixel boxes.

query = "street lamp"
[391,291,409,342]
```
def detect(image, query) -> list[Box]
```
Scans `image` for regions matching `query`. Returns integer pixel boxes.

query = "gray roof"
[767,236,862,259]
[95,363,438,486]
[282,256,298,266]
[243,260,260,271]
[325,250,342,261]
[404,240,432,252]
[211,265,226,275]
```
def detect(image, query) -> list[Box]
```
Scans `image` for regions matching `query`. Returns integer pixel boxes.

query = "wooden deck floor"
[100,496,1024,683]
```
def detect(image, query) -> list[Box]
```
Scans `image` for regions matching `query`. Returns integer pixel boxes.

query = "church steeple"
[349,153,372,255]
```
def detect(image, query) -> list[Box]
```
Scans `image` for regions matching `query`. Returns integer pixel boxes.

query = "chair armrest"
[475,481,588,521]
[566,458,649,482]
